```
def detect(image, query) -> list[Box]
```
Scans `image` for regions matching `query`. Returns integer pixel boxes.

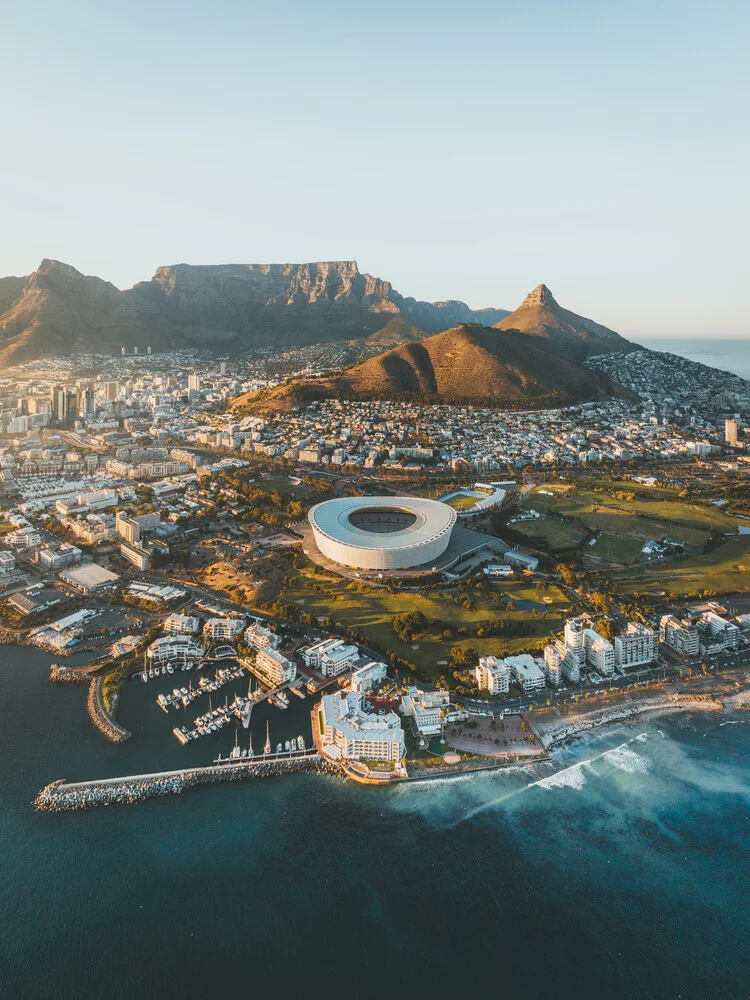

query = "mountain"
[495,284,631,359]
[0,259,509,365]
[233,323,632,414]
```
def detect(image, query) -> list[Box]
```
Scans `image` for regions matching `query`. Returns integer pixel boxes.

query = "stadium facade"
[308,496,456,571]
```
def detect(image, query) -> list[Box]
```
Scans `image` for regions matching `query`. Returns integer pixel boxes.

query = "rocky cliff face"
[495,283,631,359]
[0,259,510,364]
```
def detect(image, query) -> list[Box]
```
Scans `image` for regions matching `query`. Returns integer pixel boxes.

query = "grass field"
[509,518,585,552]
[442,491,487,511]
[256,476,313,498]
[609,535,750,596]
[589,533,643,563]
[281,571,571,679]
[521,484,737,550]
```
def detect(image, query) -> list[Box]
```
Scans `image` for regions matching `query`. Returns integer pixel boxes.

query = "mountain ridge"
[0,259,510,365]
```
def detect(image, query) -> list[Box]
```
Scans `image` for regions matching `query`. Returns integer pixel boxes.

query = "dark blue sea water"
[633,337,750,380]
[1,646,749,999]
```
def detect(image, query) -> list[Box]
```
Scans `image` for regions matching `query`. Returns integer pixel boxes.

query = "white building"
[614,622,657,667]
[505,654,546,692]
[244,621,280,650]
[318,690,405,763]
[659,615,700,656]
[203,617,245,641]
[350,661,388,693]
[255,647,297,686]
[163,613,199,635]
[146,635,203,666]
[0,550,16,574]
[475,655,511,694]
[700,612,740,651]
[401,687,458,736]
[584,629,615,676]
[301,638,359,677]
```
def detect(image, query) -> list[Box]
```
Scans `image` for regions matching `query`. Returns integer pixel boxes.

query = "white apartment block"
[350,661,388,693]
[146,635,203,666]
[701,612,740,651]
[584,629,615,676]
[614,622,657,667]
[475,655,511,694]
[203,617,245,641]
[302,638,359,677]
[505,654,547,692]
[659,615,700,657]
[317,690,405,764]
[255,647,297,687]
[163,614,199,635]
[244,621,281,650]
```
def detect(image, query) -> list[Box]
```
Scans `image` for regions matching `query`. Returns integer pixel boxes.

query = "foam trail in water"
[442,732,651,831]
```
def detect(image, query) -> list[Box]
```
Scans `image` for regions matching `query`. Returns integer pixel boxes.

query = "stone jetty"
[35,752,337,813]
[86,676,132,743]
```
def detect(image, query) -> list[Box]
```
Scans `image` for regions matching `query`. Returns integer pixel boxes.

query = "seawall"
[35,753,336,812]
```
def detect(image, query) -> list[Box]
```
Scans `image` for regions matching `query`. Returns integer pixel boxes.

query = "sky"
[1,0,748,337]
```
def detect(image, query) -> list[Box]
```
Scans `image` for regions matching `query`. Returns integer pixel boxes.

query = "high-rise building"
[725,418,739,445]
[188,374,201,392]
[614,622,657,668]
[104,381,120,401]
[79,388,96,419]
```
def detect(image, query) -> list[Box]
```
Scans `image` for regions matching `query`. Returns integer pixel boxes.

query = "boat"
[298,735,305,751]
[276,742,283,753]
[263,722,271,755]
[284,740,291,752]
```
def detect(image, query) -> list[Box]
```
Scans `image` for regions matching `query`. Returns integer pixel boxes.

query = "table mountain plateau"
[0,259,510,365]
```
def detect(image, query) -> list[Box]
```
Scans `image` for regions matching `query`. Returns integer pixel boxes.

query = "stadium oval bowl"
[308,496,457,571]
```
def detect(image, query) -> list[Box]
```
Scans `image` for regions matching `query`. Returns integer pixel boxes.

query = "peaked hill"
[0,259,509,365]
[495,284,631,359]
[233,323,632,414]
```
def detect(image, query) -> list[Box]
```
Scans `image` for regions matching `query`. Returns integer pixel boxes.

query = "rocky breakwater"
[34,753,338,813]
[87,676,132,743]
[50,663,98,684]
[538,691,724,751]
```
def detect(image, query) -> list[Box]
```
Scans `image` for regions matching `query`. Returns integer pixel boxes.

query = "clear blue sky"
[1,0,748,336]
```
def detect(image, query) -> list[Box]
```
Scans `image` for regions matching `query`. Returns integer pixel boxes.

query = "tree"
[595,619,617,643]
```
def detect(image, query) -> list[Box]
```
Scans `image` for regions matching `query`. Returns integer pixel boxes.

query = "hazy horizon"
[1,0,748,336]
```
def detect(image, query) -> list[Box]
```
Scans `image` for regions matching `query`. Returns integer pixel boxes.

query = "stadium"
[308,496,457,571]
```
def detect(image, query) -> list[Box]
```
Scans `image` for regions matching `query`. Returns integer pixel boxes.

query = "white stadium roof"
[308,496,456,571]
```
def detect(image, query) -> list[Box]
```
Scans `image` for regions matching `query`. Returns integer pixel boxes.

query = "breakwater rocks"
[0,627,22,646]
[35,754,336,813]
[86,677,132,743]
[539,695,723,751]
[50,663,96,684]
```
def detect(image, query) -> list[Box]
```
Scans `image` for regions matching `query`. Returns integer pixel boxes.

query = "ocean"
[632,336,750,380]
[1,646,749,999]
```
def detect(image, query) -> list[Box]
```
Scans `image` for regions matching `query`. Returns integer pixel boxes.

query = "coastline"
[533,692,729,751]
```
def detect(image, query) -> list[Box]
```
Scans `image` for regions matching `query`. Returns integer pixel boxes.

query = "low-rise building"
[301,638,359,677]
[0,550,16,574]
[505,654,546,691]
[34,541,83,572]
[350,661,388,693]
[59,562,119,594]
[699,611,740,652]
[399,687,463,735]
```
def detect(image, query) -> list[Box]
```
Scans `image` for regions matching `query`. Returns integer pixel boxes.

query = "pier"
[35,750,333,813]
